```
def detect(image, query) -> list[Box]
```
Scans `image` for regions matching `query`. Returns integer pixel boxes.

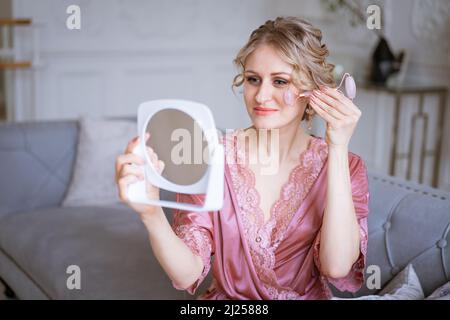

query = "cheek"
[281,101,307,118]
[243,89,255,107]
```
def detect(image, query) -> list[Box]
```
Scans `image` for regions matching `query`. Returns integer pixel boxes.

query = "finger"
[118,175,140,202]
[157,160,165,174]
[310,95,343,120]
[125,135,141,154]
[120,163,145,180]
[322,87,362,119]
[125,132,152,153]
[145,147,163,173]
[309,100,338,125]
[115,153,145,177]
[322,86,352,104]
[313,90,352,116]
[151,149,158,162]
[321,87,359,114]
[146,147,157,163]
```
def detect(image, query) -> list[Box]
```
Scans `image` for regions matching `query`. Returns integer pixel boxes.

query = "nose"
[255,82,274,104]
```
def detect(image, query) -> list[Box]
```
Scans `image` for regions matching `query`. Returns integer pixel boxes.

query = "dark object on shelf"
[370,37,404,84]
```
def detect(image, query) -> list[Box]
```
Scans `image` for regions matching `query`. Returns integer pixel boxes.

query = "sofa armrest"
[0,120,79,218]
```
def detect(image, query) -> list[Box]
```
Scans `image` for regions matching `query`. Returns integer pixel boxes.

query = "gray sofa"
[0,119,449,299]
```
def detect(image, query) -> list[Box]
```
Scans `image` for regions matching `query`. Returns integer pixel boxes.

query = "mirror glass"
[145,108,210,186]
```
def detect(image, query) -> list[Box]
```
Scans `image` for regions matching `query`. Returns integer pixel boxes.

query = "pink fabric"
[171,129,370,300]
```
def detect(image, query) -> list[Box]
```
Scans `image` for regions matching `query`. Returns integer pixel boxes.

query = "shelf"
[0,61,32,69]
[0,18,32,26]
[0,18,34,69]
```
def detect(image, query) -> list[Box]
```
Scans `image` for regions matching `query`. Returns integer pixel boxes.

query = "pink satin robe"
[171,129,369,300]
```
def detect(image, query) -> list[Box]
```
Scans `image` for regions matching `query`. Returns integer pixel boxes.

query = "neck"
[247,121,309,165]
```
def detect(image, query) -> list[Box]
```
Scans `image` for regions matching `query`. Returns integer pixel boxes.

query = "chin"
[250,118,284,130]
[250,113,304,131]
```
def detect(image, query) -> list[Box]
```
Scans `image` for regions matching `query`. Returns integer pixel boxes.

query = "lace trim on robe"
[222,129,328,299]
[172,224,212,293]
[313,225,368,298]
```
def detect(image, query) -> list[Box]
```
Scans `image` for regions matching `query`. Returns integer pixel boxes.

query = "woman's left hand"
[308,86,361,148]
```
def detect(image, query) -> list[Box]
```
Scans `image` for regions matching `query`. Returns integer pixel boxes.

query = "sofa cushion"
[332,264,424,300]
[0,120,78,218]
[62,117,136,207]
[0,205,199,299]
[377,263,424,299]
[426,281,450,300]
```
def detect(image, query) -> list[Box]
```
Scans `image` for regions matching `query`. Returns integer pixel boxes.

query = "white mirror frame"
[126,99,224,212]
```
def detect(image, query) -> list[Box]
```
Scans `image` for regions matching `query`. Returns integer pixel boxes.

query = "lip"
[253,106,279,116]
[254,106,278,111]
[253,106,278,116]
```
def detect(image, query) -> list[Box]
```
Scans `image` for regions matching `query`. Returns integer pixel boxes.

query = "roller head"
[284,89,295,106]
[344,75,356,99]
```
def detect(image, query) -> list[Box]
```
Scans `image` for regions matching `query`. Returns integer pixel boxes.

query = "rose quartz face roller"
[337,73,356,100]
[283,73,356,106]
[283,89,311,106]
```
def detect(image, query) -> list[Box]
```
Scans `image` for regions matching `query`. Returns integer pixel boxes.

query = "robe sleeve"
[171,193,214,295]
[313,156,369,293]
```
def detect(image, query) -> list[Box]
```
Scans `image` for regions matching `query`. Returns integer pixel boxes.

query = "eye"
[274,79,288,86]
[245,76,260,85]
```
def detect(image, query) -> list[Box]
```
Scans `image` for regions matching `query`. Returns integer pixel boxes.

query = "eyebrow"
[244,70,291,76]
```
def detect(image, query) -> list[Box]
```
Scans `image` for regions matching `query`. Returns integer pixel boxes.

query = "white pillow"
[62,117,136,207]
[425,281,450,300]
[332,264,424,300]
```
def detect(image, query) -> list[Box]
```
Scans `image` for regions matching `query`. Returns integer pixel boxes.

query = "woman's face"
[243,44,308,130]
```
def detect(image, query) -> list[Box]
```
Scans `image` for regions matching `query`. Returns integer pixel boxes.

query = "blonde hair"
[232,16,335,121]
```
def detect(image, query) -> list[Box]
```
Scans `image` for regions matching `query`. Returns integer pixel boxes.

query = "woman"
[114,16,369,300]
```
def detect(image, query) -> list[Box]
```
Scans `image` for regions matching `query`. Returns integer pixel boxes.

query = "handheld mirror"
[126,99,224,212]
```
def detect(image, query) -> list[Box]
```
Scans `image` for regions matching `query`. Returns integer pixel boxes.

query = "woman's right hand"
[115,133,165,218]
